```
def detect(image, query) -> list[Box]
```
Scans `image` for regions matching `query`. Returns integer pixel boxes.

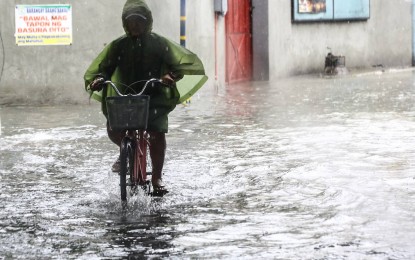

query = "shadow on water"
[105,210,178,258]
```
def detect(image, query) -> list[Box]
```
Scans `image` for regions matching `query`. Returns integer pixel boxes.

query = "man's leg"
[148,131,166,187]
[107,121,124,172]
[107,121,124,147]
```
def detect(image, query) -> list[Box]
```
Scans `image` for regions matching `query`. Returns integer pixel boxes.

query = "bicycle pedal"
[150,189,168,197]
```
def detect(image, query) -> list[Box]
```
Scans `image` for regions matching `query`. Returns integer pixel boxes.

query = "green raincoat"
[84,0,207,133]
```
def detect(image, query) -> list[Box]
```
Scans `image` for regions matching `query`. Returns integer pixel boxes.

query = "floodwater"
[1,70,415,259]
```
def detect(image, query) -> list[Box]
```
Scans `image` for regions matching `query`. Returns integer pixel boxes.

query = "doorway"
[225,0,253,84]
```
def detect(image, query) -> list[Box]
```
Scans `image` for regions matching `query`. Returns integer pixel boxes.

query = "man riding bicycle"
[84,0,206,192]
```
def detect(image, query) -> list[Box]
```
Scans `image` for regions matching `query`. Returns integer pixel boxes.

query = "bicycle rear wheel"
[120,137,134,201]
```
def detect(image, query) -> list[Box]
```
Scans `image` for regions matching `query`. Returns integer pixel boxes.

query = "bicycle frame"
[130,129,149,186]
[103,78,164,201]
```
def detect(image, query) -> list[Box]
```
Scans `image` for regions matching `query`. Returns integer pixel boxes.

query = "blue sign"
[333,0,370,20]
[293,0,370,22]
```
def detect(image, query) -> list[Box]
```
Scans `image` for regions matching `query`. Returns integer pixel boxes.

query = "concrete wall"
[0,0,217,105]
[268,0,413,79]
[1,1,120,104]
[0,0,412,104]
[252,0,269,81]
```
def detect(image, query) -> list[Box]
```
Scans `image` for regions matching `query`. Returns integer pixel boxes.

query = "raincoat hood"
[122,0,153,35]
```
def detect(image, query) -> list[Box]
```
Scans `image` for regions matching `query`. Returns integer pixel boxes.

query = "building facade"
[0,0,412,104]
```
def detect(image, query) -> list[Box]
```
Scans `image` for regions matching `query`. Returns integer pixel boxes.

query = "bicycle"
[104,78,168,201]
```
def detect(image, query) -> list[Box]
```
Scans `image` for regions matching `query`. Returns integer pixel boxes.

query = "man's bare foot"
[111,157,120,172]
[152,179,168,196]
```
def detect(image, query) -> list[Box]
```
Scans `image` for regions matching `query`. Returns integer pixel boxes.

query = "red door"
[226,0,252,84]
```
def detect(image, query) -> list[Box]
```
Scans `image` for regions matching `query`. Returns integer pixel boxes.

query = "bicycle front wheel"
[120,137,134,201]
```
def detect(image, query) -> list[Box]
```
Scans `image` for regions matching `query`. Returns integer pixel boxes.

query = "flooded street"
[1,70,415,259]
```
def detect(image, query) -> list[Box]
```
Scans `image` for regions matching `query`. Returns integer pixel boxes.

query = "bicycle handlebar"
[104,78,165,97]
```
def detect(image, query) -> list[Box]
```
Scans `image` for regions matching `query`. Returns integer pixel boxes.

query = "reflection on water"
[1,71,415,259]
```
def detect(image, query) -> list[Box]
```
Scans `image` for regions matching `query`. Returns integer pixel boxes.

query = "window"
[292,0,370,22]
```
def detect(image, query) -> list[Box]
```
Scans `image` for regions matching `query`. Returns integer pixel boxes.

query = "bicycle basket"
[106,95,150,131]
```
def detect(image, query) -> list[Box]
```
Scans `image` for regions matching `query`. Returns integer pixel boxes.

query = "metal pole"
[180,0,191,104]
[180,0,186,47]
[412,0,415,65]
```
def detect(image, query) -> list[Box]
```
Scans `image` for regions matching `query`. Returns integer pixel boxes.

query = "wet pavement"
[1,70,415,259]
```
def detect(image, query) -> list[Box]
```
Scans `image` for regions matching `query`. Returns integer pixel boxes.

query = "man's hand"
[161,73,175,86]
[161,72,183,86]
[90,77,105,91]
